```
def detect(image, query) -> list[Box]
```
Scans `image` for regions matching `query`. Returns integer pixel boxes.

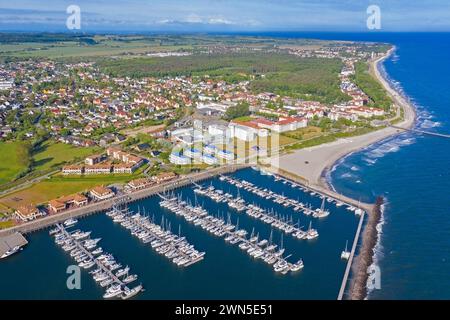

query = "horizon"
[2,1,450,33]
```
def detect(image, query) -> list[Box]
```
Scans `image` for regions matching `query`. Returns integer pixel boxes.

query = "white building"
[216,149,235,161]
[203,144,217,154]
[202,154,218,165]
[169,152,191,165]
[184,148,202,159]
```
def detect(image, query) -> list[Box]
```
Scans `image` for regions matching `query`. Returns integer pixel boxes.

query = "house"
[125,178,155,192]
[48,194,89,213]
[62,165,84,175]
[48,200,66,213]
[15,204,42,222]
[90,186,115,201]
[135,143,150,152]
[151,172,177,184]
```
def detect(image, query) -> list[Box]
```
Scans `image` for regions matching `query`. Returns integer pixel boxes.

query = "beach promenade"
[268,47,416,190]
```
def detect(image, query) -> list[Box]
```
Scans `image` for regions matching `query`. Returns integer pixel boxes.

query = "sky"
[1,0,450,33]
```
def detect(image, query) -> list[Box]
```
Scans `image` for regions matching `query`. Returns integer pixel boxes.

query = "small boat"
[341,240,351,260]
[290,259,304,272]
[103,284,123,299]
[121,284,143,300]
[0,246,22,259]
[64,218,78,228]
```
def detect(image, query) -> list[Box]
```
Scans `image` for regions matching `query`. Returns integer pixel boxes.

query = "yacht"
[121,284,143,300]
[103,284,123,299]
[1,246,22,259]
[64,218,78,228]
[290,259,304,272]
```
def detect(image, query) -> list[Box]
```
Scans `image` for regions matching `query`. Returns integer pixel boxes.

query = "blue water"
[0,168,359,299]
[318,32,450,299]
[1,32,449,299]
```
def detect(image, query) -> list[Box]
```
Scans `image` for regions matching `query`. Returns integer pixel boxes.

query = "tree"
[223,102,250,121]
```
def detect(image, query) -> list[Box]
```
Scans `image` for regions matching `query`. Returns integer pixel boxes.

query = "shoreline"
[269,46,417,300]
[270,46,416,191]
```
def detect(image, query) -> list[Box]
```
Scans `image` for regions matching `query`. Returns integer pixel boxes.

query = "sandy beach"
[269,47,416,190]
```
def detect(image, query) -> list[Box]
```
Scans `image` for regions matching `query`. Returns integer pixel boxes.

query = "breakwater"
[349,196,383,300]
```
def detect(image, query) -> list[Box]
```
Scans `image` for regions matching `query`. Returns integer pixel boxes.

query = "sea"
[0,32,449,300]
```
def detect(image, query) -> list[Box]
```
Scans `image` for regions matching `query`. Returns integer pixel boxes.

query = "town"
[0,38,394,227]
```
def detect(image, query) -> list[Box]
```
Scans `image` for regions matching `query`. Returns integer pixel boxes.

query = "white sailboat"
[341,240,351,260]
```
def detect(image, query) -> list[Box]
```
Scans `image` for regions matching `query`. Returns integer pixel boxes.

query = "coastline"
[270,46,416,191]
[269,46,417,300]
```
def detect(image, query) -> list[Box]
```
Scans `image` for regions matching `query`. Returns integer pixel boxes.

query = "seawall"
[348,196,383,300]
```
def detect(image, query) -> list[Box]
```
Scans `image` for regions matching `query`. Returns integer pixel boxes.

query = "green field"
[0,142,29,185]
[32,141,98,173]
[0,173,140,210]
[0,140,99,191]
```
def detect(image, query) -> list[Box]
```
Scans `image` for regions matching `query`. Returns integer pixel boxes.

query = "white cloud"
[208,17,234,25]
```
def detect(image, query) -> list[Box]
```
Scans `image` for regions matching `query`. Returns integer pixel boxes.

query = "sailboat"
[313,198,330,218]
[341,240,351,260]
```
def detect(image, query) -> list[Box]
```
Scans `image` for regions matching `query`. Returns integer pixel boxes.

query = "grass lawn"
[0,141,28,186]
[32,141,99,172]
[0,220,15,229]
[282,126,323,140]
[0,173,140,210]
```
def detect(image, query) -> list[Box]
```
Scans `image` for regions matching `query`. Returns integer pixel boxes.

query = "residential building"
[62,165,84,175]
[169,152,191,165]
[125,178,155,192]
[90,186,115,201]
[15,204,42,222]
[85,163,112,175]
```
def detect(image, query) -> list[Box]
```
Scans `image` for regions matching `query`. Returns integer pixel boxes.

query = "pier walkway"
[337,211,365,300]
[390,125,450,139]
[55,224,127,287]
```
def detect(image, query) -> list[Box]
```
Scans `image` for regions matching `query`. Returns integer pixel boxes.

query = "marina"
[105,206,205,267]
[159,194,303,274]
[219,174,365,217]
[51,223,143,299]
[0,168,361,299]
[193,183,318,241]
